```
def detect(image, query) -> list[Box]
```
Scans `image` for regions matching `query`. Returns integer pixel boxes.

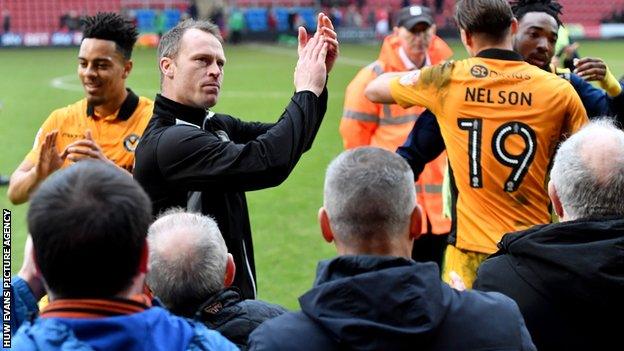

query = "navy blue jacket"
[195,288,287,350]
[248,256,535,351]
[474,217,624,351]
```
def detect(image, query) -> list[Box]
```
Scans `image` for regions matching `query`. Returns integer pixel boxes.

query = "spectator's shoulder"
[248,311,333,351]
[12,318,91,350]
[187,319,238,351]
[238,299,288,321]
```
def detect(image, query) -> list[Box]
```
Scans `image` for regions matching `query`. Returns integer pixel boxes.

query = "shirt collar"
[86,88,139,121]
[475,48,524,61]
[154,93,208,128]
[40,294,152,319]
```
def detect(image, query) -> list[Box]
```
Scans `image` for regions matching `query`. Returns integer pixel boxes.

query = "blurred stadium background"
[1,0,623,308]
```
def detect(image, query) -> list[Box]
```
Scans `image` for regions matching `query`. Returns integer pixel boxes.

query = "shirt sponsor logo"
[61,132,84,139]
[470,65,489,78]
[470,65,531,81]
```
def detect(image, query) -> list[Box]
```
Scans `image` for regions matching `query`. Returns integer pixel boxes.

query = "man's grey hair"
[324,147,416,242]
[157,19,222,82]
[146,208,228,317]
[550,118,624,219]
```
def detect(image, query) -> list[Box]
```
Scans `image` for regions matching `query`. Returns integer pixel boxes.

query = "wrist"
[600,68,622,97]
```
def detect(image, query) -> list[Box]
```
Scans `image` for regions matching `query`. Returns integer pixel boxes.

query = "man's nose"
[207,62,221,77]
[83,64,97,77]
[536,37,549,52]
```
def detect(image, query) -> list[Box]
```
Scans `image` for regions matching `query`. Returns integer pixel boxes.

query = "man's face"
[396,23,433,63]
[168,29,225,109]
[514,12,558,69]
[78,38,129,106]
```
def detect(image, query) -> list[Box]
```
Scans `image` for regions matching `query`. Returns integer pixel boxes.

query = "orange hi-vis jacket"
[340,33,453,235]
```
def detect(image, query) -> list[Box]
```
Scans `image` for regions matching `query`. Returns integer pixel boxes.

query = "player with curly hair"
[8,12,153,204]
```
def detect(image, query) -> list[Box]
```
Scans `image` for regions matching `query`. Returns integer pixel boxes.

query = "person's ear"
[548,181,564,219]
[409,204,423,241]
[429,24,437,37]
[318,207,334,243]
[159,57,175,79]
[139,239,149,274]
[510,17,519,35]
[460,29,471,47]
[122,59,133,79]
[223,253,236,288]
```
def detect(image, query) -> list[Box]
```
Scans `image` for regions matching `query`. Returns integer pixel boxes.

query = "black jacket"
[195,288,286,350]
[134,90,327,299]
[474,218,624,351]
[249,256,536,351]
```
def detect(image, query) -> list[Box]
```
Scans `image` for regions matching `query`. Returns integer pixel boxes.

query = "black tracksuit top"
[134,88,328,299]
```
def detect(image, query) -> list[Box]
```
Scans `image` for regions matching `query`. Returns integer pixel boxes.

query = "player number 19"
[458,118,537,192]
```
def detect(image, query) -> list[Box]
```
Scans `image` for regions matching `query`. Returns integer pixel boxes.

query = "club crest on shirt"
[123,134,140,152]
[399,70,421,86]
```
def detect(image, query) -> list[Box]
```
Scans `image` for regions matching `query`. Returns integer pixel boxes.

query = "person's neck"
[48,275,145,302]
[93,89,128,117]
[472,38,514,56]
[399,46,426,69]
[335,239,412,259]
[411,54,426,69]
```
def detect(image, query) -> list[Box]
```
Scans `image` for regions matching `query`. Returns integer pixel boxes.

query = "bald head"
[147,209,228,316]
[550,119,624,219]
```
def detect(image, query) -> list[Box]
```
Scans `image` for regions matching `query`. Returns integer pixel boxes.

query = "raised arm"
[156,30,333,192]
[397,109,446,179]
[365,72,408,104]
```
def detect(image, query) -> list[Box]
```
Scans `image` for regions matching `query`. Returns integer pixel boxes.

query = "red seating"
[559,0,624,26]
[3,0,121,33]
[3,0,623,34]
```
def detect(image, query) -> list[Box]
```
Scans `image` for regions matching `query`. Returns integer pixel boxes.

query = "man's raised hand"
[294,30,328,96]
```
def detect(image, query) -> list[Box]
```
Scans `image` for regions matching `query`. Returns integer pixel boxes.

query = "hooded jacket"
[474,217,624,351]
[249,256,535,351]
[11,306,237,351]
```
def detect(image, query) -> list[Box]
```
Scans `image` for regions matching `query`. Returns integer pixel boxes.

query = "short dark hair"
[454,0,514,43]
[158,19,221,61]
[511,0,563,27]
[82,12,138,59]
[28,161,152,298]
[157,19,221,83]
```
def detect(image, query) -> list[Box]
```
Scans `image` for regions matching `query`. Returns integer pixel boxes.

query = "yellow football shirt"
[390,49,588,254]
[26,90,153,172]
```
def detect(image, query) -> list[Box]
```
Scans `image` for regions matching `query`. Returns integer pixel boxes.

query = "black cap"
[397,6,434,30]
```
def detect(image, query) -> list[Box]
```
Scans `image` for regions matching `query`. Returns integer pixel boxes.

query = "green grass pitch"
[1,39,623,309]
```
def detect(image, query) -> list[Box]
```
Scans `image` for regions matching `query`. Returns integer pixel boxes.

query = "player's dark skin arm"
[396,109,445,179]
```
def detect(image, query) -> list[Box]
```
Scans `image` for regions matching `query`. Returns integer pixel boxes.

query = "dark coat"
[249,256,536,351]
[134,91,327,299]
[474,217,624,351]
[195,288,287,350]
